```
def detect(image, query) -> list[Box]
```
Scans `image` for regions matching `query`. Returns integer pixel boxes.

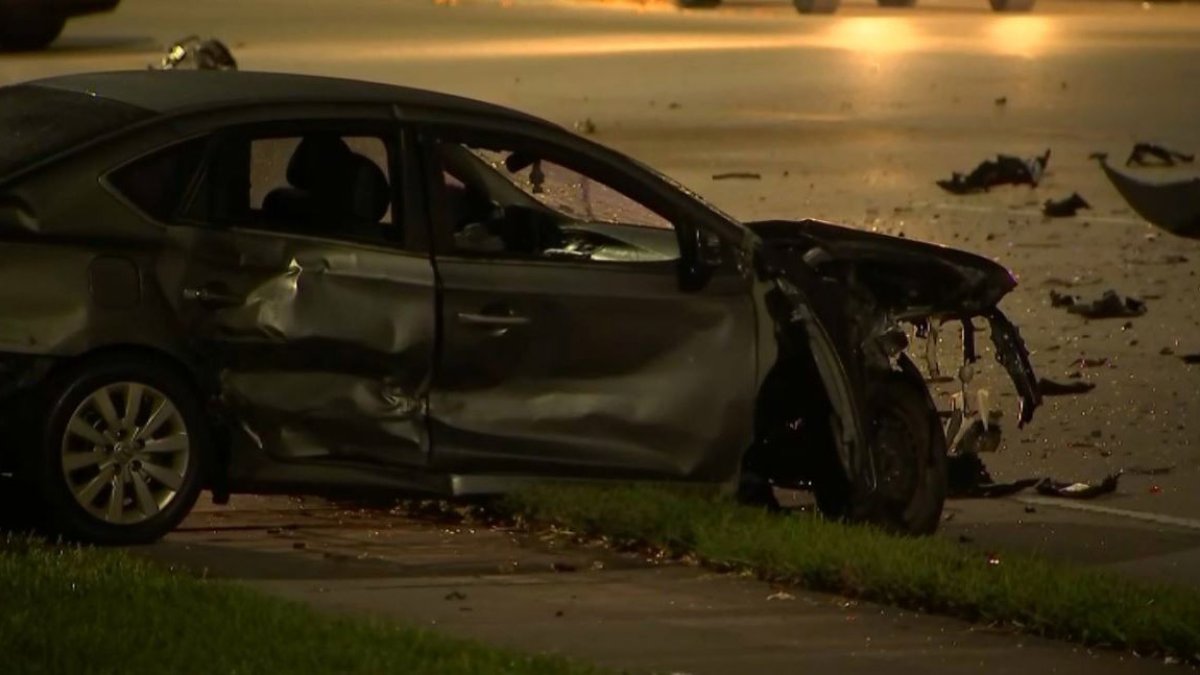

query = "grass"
[0,534,607,675]
[500,484,1200,662]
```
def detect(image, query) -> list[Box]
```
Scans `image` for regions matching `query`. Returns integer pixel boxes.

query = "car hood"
[746,219,1017,317]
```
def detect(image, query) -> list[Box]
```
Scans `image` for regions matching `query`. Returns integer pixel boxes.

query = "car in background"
[0,70,1040,545]
[0,0,120,51]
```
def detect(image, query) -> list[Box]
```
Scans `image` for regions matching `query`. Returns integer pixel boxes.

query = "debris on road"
[947,452,1039,498]
[1181,353,1200,365]
[994,96,1008,106]
[1094,154,1200,239]
[1042,192,1090,218]
[153,35,238,71]
[951,416,1003,456]
[712,172,762,181]
[937,150,1051,195]
[1069,356,1109,369]
[1050,289,1147,319]
[1035,473,1121,499]
[767,591,796,601]
[1037,377,1096,396]
[1126,465,1174,476]
[1125,142,1195,167]
[573,118,597,135]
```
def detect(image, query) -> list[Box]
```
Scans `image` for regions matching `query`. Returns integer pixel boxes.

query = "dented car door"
[156,121,437,473]
[418,126,758,482]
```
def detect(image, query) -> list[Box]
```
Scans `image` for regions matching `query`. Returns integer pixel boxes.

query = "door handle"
[456,312,530,327]
[182,284,244,309]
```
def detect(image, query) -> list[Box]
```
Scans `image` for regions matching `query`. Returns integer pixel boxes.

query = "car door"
[122,112,438,473]
[417,124,758,483]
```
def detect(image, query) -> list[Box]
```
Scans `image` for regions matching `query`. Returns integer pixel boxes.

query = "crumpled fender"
[748,218,1040,434]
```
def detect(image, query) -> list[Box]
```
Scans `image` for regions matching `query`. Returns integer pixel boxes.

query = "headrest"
[287,134,352,190]
[344,154,391,224]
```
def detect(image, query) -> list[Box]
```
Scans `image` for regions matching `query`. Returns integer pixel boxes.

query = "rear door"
[112,109,438,473]
[417,124,758,482]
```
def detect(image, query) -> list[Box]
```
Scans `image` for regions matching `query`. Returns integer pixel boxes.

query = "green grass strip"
[0,534,606,675]
[501,484,1200,661]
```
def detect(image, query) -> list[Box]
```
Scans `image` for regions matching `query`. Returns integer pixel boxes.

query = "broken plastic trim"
[984,310,1041,427]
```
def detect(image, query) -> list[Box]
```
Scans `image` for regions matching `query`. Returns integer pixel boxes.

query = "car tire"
[0,2,67,52]
[793,0,841,14]
[989,0,1035,11]
[877,0,917,6]
[814,373,947,535]
[28,358,208,545]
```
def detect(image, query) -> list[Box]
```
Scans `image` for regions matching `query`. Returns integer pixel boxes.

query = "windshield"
[0,85,152,180]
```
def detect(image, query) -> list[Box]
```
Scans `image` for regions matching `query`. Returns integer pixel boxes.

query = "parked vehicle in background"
[0,0,120,51]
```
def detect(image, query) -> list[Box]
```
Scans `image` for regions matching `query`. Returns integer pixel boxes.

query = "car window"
[184,130,401,247]
[434,141,680,264]
[107,137,208,222]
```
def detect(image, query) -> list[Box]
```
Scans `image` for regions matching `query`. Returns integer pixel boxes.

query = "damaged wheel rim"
[60,382,191,525]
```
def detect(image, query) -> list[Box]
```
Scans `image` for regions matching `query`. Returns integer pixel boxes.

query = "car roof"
[26,70,545,124]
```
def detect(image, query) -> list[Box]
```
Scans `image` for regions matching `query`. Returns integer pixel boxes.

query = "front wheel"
[29,359,208,545]
[814,374,947,535]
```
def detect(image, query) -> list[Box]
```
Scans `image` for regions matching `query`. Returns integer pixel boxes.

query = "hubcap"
[60,382,190,526]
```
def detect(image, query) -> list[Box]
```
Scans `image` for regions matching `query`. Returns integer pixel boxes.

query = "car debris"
[1037,377,1096,396]
[1049,289,1147,319]
[1125,465,1173,476]
[1125,142,1194,168]
[1094,154,1200,239]
[153,35,238,71]
[1042,192,1090,218]
[712,172,762,180]
[937,150,1051,195]
[1035,473,1121,499]
[947,452,1039,498]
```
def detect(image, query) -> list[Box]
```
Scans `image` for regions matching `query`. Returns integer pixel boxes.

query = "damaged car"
[0,71,1040,544]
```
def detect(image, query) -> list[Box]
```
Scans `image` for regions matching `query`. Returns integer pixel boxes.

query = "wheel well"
[45,345,205,398]
[743,348,839,487]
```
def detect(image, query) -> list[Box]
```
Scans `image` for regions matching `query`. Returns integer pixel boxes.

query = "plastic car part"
[155,35,238,71]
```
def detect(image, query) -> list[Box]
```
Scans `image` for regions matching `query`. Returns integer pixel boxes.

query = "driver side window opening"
[432,138,681,264]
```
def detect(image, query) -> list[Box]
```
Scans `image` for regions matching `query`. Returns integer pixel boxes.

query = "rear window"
[0,85,153,179]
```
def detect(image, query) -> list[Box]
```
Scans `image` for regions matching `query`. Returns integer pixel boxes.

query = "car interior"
[435,142,680,263]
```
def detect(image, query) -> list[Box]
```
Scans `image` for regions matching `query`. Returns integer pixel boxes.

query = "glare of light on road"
[986,17,1054,58]
[823,18,920,56]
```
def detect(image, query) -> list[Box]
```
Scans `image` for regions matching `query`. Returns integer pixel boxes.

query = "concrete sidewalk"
[138,495,1180,675]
